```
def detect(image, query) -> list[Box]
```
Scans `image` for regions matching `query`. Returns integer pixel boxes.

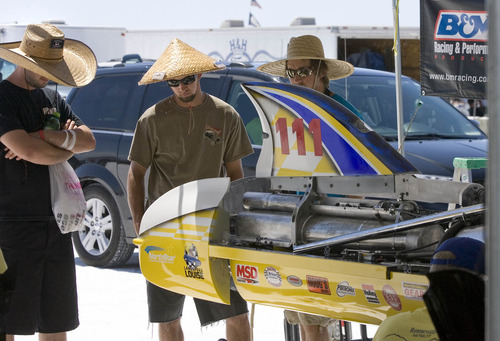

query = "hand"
[3,147,22,161]
[64,119,77,130]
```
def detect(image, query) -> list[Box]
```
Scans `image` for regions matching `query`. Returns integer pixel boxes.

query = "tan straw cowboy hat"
[0,24,97,87]
[139,38,225,85]
[257,35,354,80]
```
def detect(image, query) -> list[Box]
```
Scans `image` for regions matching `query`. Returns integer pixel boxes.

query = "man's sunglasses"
[167,75,196,87]
[285,67,314,78]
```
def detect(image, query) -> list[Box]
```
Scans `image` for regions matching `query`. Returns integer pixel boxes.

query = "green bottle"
[44,111,61,130]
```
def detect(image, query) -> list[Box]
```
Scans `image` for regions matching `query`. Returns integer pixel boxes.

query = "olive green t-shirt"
[128,94,254,207]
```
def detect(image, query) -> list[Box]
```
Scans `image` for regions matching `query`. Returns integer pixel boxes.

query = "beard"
[24,70,49,89]
[177,93,196,103]
[178,93,196,103]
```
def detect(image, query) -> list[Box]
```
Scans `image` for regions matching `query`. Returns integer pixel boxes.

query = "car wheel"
[72,183,135,267]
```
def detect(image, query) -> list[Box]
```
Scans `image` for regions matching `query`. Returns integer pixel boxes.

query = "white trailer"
[0,22,127,63]
[124,24,421,80]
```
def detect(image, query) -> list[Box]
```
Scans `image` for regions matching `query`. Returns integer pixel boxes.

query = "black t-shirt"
[0,80,82,220]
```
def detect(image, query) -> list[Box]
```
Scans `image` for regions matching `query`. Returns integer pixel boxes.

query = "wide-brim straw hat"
[257,35,354,80]
[0,24,97,87]
[139,38,226,85]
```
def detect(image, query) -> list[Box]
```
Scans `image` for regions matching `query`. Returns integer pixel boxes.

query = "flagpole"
[393,0,404,156]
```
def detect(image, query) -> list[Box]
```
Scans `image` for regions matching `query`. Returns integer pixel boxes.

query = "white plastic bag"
[49,161,86,234]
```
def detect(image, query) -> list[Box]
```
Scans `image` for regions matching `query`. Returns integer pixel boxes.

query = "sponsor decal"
[183,243,204,280]
[361,284,380,304]
[204,125,222,145]
[382,285,402,311]
[421,0,487,98]
[264,267,282,287]
[236,264,259,285]
[402,282,429,301]
[306,275,331,295]
[434,11,488,41]
[287,275,303,287]
[336,281,356,298]
[145,245,176,264]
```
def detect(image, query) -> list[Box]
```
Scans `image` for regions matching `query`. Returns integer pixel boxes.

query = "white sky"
[1,0,420,30]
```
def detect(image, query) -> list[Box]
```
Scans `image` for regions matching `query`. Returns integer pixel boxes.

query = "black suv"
[66,61,286,267]
[67,61,487,268]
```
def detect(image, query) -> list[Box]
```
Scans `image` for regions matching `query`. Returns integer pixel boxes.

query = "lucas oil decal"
[236,264,259,285]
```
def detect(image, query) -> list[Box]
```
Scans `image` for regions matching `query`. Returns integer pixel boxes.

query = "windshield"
[330,73,486,140]
[0,59,16,81]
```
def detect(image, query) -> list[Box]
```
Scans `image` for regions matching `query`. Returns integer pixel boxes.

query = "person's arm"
[225,159,244,181]
[30,120,96,154]
[127,161,148,236]
[1,129,73,165]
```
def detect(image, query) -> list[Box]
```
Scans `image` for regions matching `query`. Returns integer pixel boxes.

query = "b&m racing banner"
[420,0,487,99]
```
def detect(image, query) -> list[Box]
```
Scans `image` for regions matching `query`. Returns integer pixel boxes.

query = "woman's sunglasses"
[167,75,196,87]
[285,67,314,78]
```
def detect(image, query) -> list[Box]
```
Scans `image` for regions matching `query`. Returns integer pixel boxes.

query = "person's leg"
[38,332,67,341]
[39,224,79,334]
[195,290,249,339]
[158,318,183,341]
[300,324,330,341]
[297,313,335,341]
[0,223,55,336]
[147,282,186,341]
[299,325,306,340]
[225,313,251,341]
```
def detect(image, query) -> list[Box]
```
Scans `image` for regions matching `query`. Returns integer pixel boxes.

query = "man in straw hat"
[0,23,97,340]
[127,38,253,341]
[258,34,361,341]
[373,236,485,340]
[257,34,361,120]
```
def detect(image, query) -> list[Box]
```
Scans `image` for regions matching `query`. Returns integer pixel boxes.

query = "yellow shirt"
[373,307,439,341]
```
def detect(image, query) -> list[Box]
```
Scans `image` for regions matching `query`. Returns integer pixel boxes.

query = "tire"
[72,183,135,267]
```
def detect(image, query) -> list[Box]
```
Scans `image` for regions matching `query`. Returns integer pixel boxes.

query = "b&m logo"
[236,264,259,285]
[434,10,488,41]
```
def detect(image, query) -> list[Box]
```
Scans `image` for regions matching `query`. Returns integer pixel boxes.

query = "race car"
[133,82,485,327]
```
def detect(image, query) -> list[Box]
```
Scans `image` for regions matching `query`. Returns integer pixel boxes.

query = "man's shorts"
[284,310,336,328]
[0,221,79,335]
[147,280,248,326]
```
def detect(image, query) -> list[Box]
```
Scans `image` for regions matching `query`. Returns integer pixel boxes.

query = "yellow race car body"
[134,83,484,325]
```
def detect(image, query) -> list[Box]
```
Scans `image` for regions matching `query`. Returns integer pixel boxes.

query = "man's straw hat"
[0,24,97,87]
[139,38,225,85]
[257,35,354,80]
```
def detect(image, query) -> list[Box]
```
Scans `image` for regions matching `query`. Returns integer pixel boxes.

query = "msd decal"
[434,11,488,41]
[236,264,259,285]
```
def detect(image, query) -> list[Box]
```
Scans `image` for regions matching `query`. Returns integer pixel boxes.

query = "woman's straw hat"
[0,24,97,87]
[139,38,225,85]
[257,35,354,80]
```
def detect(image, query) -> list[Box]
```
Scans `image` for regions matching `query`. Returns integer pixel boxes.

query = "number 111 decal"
[276,118,323,156]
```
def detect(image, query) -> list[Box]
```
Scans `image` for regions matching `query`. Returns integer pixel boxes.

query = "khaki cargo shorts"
[284,309,337,327]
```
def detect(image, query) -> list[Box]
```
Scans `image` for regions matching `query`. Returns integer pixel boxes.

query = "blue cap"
[430,237,485,275]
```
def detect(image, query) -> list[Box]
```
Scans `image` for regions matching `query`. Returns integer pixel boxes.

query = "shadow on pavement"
[75,251,141,274]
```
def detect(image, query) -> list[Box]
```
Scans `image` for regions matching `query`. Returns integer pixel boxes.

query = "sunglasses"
[285,67,314,78]
[167,75,196,87]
